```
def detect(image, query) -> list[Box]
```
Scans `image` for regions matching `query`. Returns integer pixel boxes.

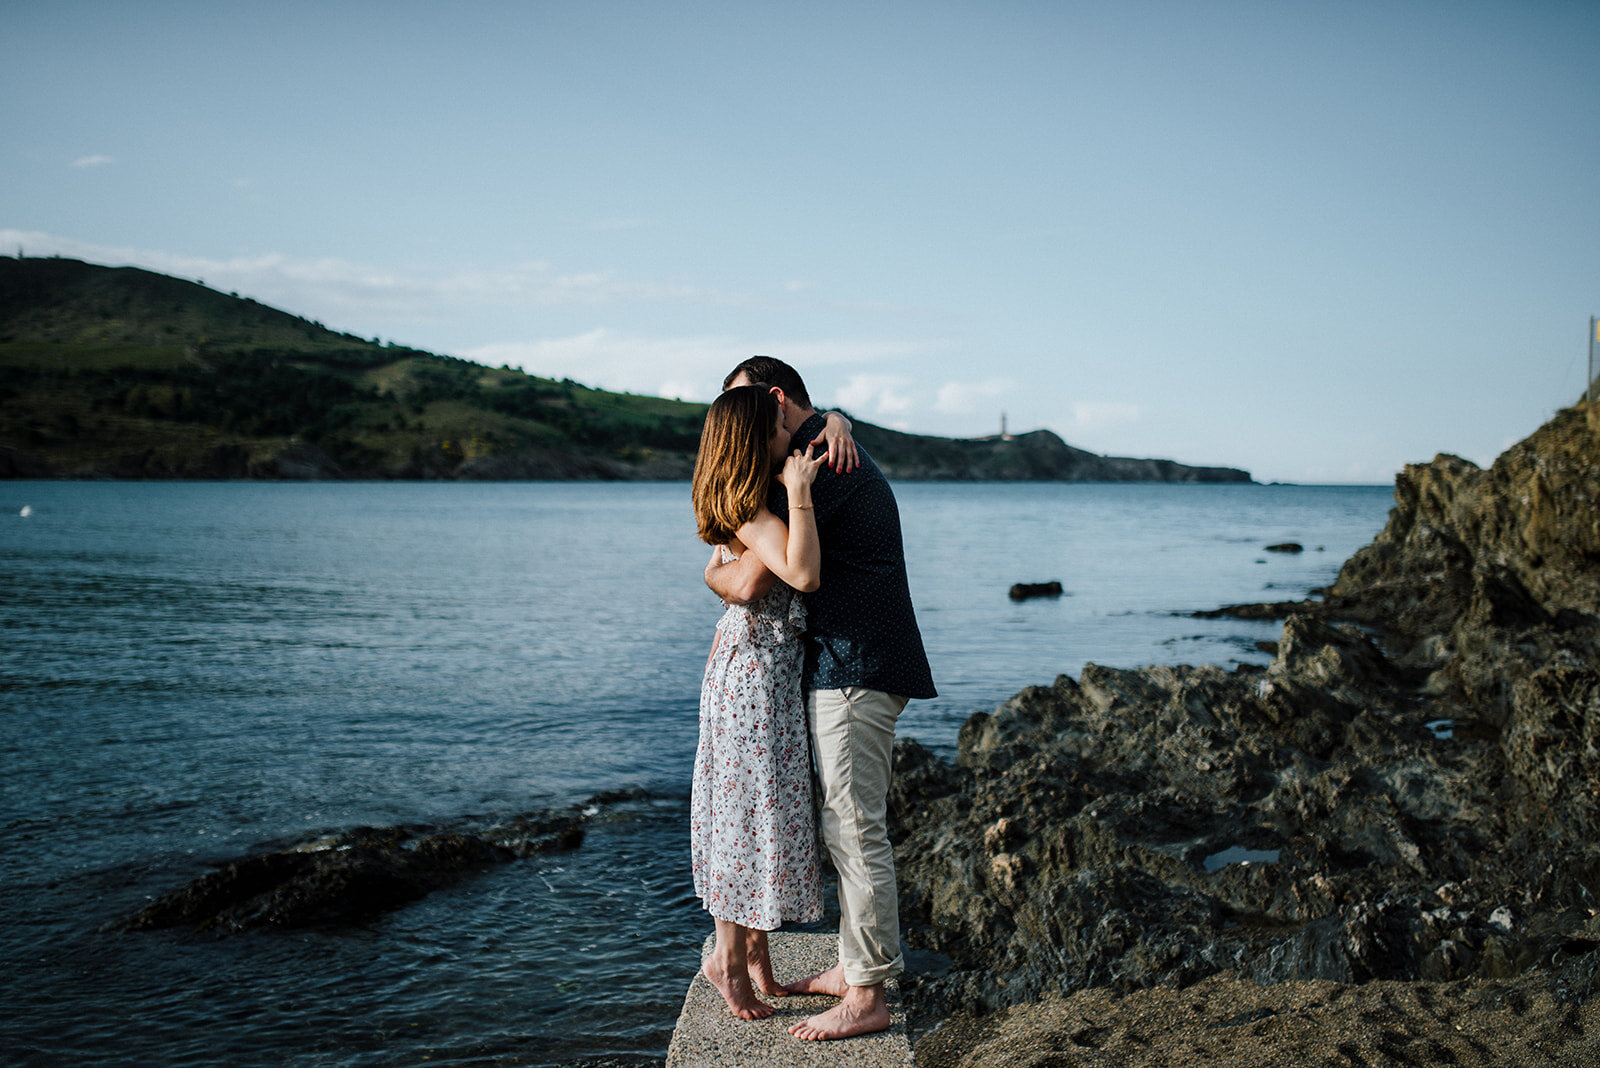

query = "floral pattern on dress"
[691,555,823,930]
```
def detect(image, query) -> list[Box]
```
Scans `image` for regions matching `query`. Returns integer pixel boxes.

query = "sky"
[4,0,1597,483]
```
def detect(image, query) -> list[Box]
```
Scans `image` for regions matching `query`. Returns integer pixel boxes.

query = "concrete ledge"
[666,932,914,1067]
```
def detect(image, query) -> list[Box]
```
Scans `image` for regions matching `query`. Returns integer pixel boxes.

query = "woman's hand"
[741,444,826,593]
[779,441,828,496]
[813,411,859,473]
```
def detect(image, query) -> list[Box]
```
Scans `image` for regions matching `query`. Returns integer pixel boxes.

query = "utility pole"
[1590,317,1599,404]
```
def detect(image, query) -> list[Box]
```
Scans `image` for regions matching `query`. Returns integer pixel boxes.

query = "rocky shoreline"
[112,403,1597,1063]
[891,402,1600,1065]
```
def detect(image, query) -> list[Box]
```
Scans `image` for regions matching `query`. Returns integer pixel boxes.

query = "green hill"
[0,256,1250,482]
[0,256,707,479]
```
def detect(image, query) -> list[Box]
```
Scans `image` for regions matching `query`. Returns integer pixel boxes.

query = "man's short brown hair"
[723,356,811,410]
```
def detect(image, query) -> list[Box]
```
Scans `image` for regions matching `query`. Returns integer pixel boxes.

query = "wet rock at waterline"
[120,800,623,934]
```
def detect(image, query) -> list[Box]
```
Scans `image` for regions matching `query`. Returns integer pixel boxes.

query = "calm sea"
[0,480,1393,1066]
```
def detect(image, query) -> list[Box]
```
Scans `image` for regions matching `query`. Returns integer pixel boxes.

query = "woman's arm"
[735,444,827,592]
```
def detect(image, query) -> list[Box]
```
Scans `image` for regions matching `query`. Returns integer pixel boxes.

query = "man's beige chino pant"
[806,685,908,987]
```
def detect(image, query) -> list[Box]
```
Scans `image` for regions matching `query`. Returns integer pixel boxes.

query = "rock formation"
[120,797,630,934]
[860,425,1252,483]
[892,402,1600,1032]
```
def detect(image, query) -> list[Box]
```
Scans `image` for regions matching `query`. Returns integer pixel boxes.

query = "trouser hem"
[842,952,905,988]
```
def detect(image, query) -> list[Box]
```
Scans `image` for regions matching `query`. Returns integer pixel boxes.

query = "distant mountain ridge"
[0,256,1250,482]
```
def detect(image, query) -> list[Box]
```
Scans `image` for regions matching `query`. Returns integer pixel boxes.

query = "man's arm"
[705,544,778,604]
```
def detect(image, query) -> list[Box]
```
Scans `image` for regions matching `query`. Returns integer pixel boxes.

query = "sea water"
[0,480,1392,1066]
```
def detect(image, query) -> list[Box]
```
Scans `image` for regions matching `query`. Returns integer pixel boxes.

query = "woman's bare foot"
[788,984,890,1040]
[703,953,774,1020]
[783,962,850,998]
[744,930,787,997]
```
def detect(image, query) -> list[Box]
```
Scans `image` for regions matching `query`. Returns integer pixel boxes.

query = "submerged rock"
[123,803,599,934]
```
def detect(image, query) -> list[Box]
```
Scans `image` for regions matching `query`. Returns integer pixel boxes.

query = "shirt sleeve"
[802,415,858,527]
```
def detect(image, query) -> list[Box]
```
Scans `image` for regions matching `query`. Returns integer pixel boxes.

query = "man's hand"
[814,411,859,473]
[705,544,778,604]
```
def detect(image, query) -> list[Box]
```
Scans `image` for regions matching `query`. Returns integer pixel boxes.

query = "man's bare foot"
[788,986,891,1041]
[744,930,786,997]
[703,954,774,1020]
[783,962,849,998]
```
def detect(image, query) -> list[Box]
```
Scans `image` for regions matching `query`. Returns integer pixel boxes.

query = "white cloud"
[656,380,701,402]
[0,230,745,326]
[465,330,748,400]
[1067,401,1142,431]
[934,377,1014,414]
[70,155,113,168]
[0,229,935,405]
[837,373,915,417]
[462,332,921,402]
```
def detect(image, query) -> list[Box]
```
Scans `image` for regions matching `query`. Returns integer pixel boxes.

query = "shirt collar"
[795,411,826,444]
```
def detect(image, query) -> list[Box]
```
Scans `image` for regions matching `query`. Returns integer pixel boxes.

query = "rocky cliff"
[859,426,1251,483]
[893,401,1600,1063]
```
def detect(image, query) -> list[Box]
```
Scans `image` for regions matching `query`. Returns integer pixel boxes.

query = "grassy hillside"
[0,256,706,479]
[0,256,1250,482]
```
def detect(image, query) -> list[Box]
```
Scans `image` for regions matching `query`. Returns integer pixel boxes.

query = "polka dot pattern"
[773,414,937,700]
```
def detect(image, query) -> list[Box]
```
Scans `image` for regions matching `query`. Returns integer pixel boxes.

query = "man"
[705,356,936,1041]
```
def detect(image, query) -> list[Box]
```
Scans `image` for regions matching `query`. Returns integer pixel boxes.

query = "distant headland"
[0,256,1250,483]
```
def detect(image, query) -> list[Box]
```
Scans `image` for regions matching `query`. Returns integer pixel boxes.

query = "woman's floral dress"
[691,552,823,930]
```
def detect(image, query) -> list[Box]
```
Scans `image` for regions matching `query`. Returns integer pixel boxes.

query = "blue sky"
[5,0,1597,482]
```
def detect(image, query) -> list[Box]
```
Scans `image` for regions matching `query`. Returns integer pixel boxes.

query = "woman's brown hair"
[692,385,779,545]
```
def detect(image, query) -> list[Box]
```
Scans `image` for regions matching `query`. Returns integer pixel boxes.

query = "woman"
[689,384,828,1020]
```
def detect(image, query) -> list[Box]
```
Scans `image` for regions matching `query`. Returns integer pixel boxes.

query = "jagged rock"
[894,401,1600,1023]
[1326,406,1600,653]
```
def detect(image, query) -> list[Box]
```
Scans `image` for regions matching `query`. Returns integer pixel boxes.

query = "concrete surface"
[665,931,914,1067]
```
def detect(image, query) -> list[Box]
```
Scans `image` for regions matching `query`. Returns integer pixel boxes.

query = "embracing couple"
[688,356,935,1041]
